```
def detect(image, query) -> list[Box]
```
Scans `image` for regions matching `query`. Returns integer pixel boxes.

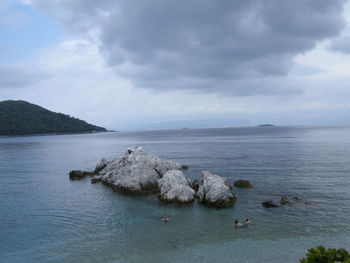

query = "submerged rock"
[281,196,308,205]
[264,196,308,208]
[197,171,236,208]
[280,196,289,205]
[292,196,304,203]
[99,147,181,194]
[262,201,279,208]
[234,180,252,188]
[91,177,102,184]
[158,170,195,203]
[69,170,97,180]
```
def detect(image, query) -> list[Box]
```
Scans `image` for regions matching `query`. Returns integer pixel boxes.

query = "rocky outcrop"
[70,147,249,209]
[94,158,109,173]
[280,196,308,205]
[158,170,195,203]
[99,147,181,194]
[69,170,97,180]
[197,171,236,208]
[234,180,252,188]
[263,196,308,208]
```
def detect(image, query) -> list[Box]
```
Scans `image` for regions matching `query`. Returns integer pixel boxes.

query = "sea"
[1,126,350,263]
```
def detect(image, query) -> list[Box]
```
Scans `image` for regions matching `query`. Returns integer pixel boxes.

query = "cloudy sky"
[1,0,350,129]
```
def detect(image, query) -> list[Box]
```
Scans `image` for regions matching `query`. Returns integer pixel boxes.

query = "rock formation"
[158,170,195,203]
[70,147,240,208]
[99,147,181,194]
[197,171,236,207]
[69,170,97,180]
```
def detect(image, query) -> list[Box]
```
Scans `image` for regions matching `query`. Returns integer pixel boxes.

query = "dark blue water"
[1,126,350,263]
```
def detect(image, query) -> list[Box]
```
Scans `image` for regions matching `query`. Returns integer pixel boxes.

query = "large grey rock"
[99,147,181,194]
[158,170,195,203]
[197,171,236,207]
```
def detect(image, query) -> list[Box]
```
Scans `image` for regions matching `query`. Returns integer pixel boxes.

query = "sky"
[1,0,350,130]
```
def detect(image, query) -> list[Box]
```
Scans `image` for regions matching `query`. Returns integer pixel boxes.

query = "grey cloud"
[289,64,325,76]
[34,0,346,95]
[329,35,350,53]
[0,67,51,88]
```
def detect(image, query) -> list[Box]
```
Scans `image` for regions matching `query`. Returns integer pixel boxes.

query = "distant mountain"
[258,124,275,127]
[0,100,107,136]
[139,118,252,130]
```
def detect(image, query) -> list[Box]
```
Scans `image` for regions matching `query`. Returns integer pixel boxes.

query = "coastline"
[0,130,117,139]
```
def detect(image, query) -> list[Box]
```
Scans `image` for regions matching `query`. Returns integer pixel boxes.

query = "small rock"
[181,165,189,170]
[234,180,252,188]
[262,201,279,208]
[69,170,97,180]
[91,177,102,184]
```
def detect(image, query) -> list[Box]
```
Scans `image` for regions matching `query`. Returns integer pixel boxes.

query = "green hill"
[0,100,107,136]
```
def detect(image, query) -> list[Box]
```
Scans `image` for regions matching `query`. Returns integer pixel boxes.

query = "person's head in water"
[161,216,170,223]
[234,220,242,227]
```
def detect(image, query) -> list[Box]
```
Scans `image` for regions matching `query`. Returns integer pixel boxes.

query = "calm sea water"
[1,126,350,263]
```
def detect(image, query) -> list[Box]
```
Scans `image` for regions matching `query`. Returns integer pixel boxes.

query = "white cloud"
[33,0,347,96]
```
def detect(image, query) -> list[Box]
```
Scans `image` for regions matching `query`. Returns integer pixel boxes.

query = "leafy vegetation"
[0,100,107,136]
[300,245,350,263]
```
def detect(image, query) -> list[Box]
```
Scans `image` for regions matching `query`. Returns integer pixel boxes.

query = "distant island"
[258,124,275,127]
[0,100,107,136]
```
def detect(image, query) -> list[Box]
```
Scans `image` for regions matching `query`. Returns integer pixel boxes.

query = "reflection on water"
[1,126,350,262]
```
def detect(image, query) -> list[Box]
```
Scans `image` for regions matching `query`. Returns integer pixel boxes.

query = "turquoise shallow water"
[1,126,350,262]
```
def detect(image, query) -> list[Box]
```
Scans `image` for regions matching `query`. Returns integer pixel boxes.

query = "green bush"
[300,245,350,263]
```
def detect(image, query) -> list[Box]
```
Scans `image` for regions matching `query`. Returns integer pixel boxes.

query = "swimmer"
[161,216,170,223]
[233,220,243,227]
[245,218,251,226]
